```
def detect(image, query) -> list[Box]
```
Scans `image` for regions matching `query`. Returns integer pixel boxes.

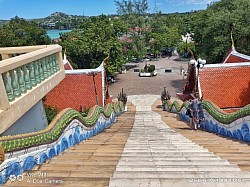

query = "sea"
[47,30,72,40]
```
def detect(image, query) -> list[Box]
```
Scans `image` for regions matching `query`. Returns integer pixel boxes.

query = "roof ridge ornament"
[231,30,235,51]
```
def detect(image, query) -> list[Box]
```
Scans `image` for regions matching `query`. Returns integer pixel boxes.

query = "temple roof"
[199,63,250,109]
[178,41,250,109]
[222,48,250,63]
[45,57,108,111]
[45,73,104,111]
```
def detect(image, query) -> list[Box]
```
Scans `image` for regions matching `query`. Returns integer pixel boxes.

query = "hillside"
[34,12,85,30]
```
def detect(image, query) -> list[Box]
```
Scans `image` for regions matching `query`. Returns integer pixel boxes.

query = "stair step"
[109,178,250,187]
[111,171,250,179]
[119,156,226,161]
[117,160,231,165]
[122,149,209,153]
[115,165,240,172]
[120,152,217,157]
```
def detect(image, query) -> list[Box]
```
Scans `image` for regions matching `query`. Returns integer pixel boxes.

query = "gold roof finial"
[231,30,235,50]
[103,49,112,68]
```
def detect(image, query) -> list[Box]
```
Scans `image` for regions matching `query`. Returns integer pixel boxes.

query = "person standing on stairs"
[186,100,195,130]
[187,97,205,130]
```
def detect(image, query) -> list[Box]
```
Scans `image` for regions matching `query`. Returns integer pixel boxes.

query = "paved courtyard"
[108,56,188,100]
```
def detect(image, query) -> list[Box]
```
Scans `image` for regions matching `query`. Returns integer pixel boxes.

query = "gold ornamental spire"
[231,31,235,50]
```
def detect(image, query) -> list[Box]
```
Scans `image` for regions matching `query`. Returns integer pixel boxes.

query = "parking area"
[108,56,189,100]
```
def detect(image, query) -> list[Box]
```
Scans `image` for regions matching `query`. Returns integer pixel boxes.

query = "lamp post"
[189,58,206,68]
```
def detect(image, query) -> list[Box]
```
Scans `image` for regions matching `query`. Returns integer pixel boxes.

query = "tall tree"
[134,0,149,14]
[114,0,134,15]
[114,0,148,15]
[191,0,250,63]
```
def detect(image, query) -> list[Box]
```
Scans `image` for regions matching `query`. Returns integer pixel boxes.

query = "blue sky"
[0,0,220,20]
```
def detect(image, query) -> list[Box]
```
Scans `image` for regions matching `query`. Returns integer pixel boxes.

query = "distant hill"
[33,12,85,30]
[0,12,85,29]
[0,20,8,26]
[0,11,193,30]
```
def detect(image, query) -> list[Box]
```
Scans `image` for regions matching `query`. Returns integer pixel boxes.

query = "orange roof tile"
[199,65,250,109]
[45,73,104,111]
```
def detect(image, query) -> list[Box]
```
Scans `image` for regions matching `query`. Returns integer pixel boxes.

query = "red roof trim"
[223,48,250,63]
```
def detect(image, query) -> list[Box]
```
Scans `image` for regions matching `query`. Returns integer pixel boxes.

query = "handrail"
[0,45,63,110]
[164,99,250,124]
[0,45,61,73]
[0,45,48,59]
[0,101,123,152]
[0,101,124,185]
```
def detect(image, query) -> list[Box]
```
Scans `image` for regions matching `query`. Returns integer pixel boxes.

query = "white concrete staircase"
[109,95,250,187]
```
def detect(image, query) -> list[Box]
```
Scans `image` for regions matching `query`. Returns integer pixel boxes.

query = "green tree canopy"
[0,16,51,47]
[191,0,250,63]
[60,15,125,75]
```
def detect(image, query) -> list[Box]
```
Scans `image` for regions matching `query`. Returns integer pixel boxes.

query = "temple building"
[177,44,250,113]
[45,54,112,111]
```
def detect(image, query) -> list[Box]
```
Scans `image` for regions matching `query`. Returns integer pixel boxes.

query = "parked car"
[107,76,116,83]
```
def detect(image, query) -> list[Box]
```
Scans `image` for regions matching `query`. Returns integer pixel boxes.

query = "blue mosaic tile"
[227,131,233,138]
[23,156,36,170]
[39,153,48,164]
[214,123,219,133]
[56,144,61,155]
[0,173,5,185]
[69,135,73,147]
[61,138,69,152]
[237,130,243,141]
[79,134,84,142]
[75,127,80,138]
[241,123,249,137]
[243,133,250,142]
[73,133,79,145]
[6,162,22,180]
[48,148,56,159]
[219,128,227,136]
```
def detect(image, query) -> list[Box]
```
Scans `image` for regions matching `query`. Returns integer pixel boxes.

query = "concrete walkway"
[109,95,250,187]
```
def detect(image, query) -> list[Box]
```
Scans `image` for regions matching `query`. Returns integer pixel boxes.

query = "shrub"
[45,105,59,124]
[148,65,155,73]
